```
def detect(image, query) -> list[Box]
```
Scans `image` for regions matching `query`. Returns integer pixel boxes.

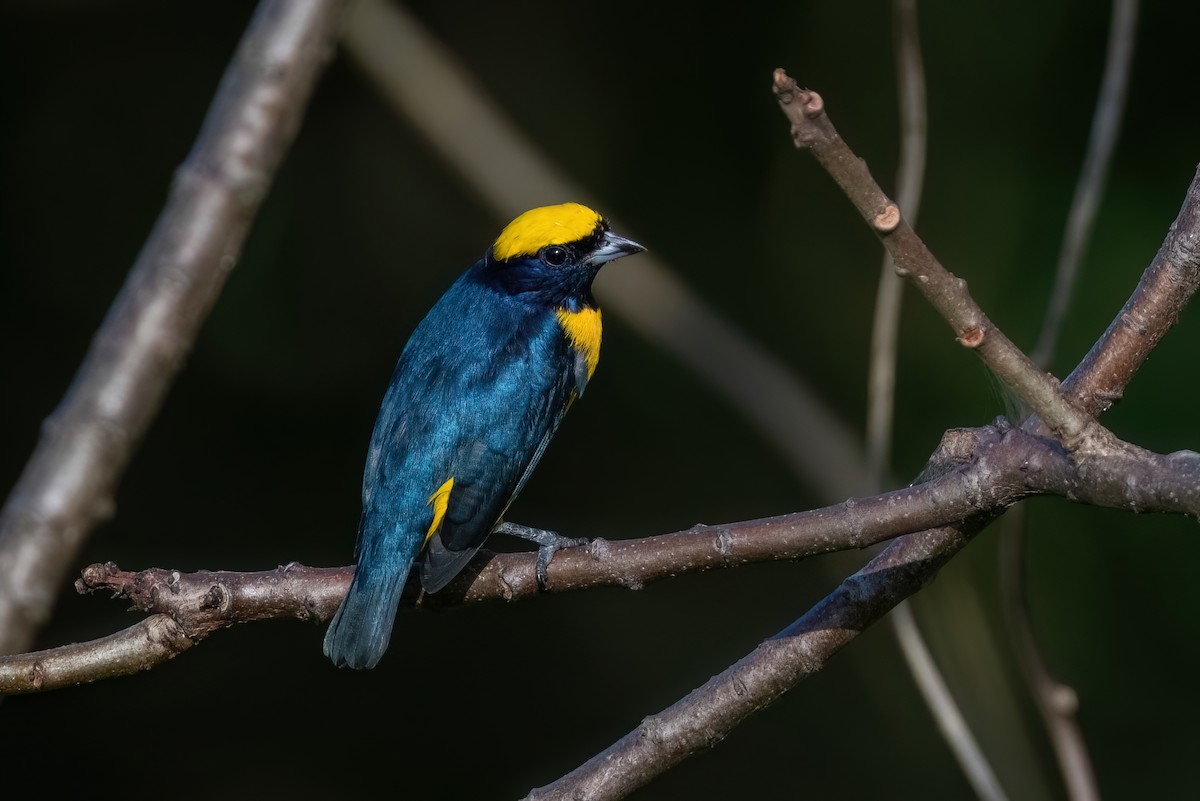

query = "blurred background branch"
[0,0,347,656]
[1031,0,1139,371]
[866,3,1010,799]
[1002,2,1140,799]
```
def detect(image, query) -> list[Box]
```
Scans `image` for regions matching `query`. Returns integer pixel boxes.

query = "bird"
[323,202,644,669]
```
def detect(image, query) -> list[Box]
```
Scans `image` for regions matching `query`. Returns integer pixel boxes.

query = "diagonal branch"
[526,521,991,801]
[773,71,1094,445]
[0,0,348,656]
[1061,167,1200,417]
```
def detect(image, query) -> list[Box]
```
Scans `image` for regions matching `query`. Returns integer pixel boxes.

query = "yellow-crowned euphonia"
[324,202,644,669]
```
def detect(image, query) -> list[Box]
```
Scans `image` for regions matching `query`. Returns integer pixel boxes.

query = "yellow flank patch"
[425,477,455,545]
[556,306,603,380]
[492,203,603,261]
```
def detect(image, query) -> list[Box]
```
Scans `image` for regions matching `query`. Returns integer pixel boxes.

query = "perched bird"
[324,202,644,669]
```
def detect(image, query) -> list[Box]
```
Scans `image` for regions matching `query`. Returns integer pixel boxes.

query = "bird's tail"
[323,563,406,670]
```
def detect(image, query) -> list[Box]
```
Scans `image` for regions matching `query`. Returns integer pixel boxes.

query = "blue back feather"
[324,263,578,668]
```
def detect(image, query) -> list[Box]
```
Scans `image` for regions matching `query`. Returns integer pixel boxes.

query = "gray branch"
[0,0,348,656]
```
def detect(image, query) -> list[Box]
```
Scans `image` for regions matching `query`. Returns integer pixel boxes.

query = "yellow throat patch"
[556,306,603,380]
[492,203,603,261]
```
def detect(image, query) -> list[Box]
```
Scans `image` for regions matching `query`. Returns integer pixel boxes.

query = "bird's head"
[481,203,644,308]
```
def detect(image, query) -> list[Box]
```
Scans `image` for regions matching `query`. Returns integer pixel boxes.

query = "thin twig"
[1031,0,1139,370]
[1007,3,1139,799]
[0,0,348,656]
[870,3,1009,799]
[999,508,1100,801]
[774,70,1093,445]
[867,0,927,484]
[891,602,1009,801]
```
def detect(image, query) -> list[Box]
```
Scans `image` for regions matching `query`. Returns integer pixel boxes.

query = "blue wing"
[323,266,578,668]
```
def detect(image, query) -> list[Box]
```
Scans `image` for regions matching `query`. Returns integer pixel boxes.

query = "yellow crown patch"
[492,203,603,262]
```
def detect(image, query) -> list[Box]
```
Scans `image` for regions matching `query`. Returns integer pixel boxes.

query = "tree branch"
[0,0,348,656]
[0,428,1042,694]
[526,518,995,801]
[7,414,1198,706]
[1062,166,1200,417]
[772,70,1094,445]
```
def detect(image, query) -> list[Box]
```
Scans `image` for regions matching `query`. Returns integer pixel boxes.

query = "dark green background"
[2,1,1198,798]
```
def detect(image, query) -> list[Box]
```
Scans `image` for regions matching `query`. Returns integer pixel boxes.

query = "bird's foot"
[495,521,588,590]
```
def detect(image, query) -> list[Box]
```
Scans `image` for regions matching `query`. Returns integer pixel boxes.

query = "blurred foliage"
[1,1,1199,799]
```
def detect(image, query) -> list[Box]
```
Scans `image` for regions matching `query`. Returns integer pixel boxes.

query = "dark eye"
[540,245,568,267]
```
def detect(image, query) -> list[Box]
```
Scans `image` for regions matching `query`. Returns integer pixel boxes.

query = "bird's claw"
[495,522,588,591]
[534,537,588,590]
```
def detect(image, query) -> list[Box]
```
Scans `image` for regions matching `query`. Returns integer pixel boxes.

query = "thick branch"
[0,616,196,694]
[527,518,992,801]
[0,0,348,656]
